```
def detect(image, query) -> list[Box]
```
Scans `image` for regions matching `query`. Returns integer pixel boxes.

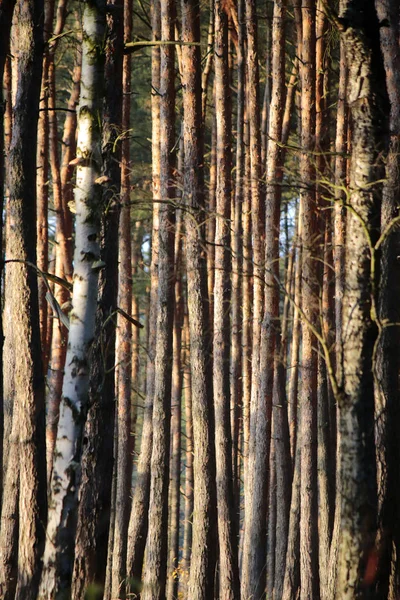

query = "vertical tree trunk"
[241,0,264,592]
[375,0,400,596]
[299,2,319,598]
[0,16,18,598]
[110,0,133,595]
[141,0,176,596]
[37,0,51,367]
[247,1,288,597]
[180,2,218,598]
[336,1,389,597]
[166,214,184,600]
[40,1,107,595]
[71,1,123,596]
[4,1,47,598]
[182,311,193,590]
[126,1,160,585]
[241,114,252,499]
[0,0,16,508]
[230,0,244,531]
[213,0,240,597]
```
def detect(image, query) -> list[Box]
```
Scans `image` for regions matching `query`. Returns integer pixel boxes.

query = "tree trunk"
[336,1,389,597]
[126,1,160,585]
[213,1,240,598]
[230,0,245,538]
[166,215,184,600]
[110,0,133,595]
[241,0,264,592]
[4,0,47,598]
[40,1,107,595]
[180,2,218,598]
[181,311,193,592]
[141,0,176,596]
[375,0,400,596]
[298,2,320,598]
[71,2,123,597]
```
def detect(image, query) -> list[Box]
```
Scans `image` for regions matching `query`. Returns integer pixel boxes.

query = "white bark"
[39,2,106,597]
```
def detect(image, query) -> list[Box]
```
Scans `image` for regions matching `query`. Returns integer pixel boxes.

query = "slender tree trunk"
[182,311,193,590]
[110,0,133,595]
[230,0,245,532]
[3,1,47,598]
[375,0,400,596]
[213,1,240,598]
[126,1,160,584]
[325,37,348,600]
[37,0,51,366]
[246,1,288,597]
[315,5,334,593]
[241,113,252,500]
[166,215,184,600]
[0,46,18,599]
[180,2,218,598]
[335,2,389,597]
[0,0,16,509]
[207,106,217,319]
[282,437,301,599]
[201,0,214,119]
[141,1,176,596]
[40,2,107,595]
[71,2,123,597]
[298,2,320,598]
[241,0,265,591]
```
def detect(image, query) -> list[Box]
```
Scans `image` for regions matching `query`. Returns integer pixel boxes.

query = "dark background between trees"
[0,0,399,599]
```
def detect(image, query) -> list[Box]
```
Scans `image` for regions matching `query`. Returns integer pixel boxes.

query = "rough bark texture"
[181,313,194,591]
[375,0,400,597]
[181,2,218,599]
[336,1,389,597]
[0,0,16,510]
[298,2,320,598]
[166,218,184,600]
[241,0,264,593]
[110,0,133,596]
[126,1,160,586]
[213,1,240,598]
[141,0,176,597]
[2,1,47,598]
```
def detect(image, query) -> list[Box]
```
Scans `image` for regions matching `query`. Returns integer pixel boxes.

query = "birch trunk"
[40,1,106,595]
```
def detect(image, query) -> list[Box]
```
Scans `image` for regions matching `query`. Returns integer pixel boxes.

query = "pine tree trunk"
[180,2,218,598]
[110,0,133,595]
[126,1,161,585]
[166,217,184,600]
[230,0,244,525]
[213,1,240,598]
[4,1,47,598]
[182,311,193,591]
[241,0,265,592]
[298,2,320,598]
[141,1,176,596]
[0,0,15,507]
